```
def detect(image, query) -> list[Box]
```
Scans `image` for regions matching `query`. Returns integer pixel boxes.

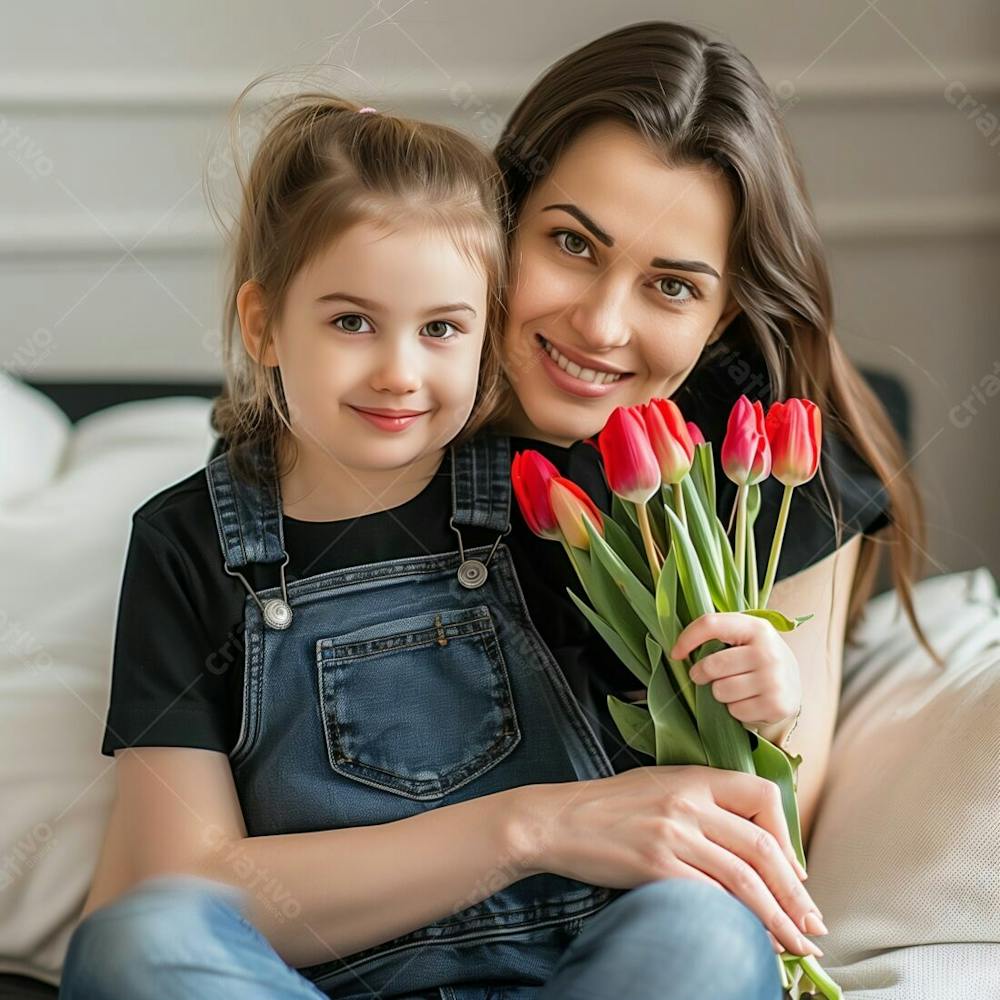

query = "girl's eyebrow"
[541,202,721,280]
[315,292,477,316]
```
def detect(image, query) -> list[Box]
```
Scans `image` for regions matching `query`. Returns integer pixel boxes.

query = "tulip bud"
[598,406,661,504]
[642,398,695,485]
[765,398,822,486]
[721,395,772,486]
[549,477,605,550]
[511,450,561,539]
[686,421,706,447]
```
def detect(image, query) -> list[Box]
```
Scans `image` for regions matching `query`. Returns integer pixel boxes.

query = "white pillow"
[808,567,1000,999]
[0,395,217,986]
[0,371,71,503]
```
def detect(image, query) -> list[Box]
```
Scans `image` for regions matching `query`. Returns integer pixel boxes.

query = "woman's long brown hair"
[494,20,942,664]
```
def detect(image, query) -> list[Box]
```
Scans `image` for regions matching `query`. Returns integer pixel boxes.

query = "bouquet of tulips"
[511,394,842,1000]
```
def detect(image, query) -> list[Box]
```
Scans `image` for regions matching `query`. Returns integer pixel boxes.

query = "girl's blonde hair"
[204,73,508,486]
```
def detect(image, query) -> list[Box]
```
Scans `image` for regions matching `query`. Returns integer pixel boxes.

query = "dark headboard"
[22,369,913,455]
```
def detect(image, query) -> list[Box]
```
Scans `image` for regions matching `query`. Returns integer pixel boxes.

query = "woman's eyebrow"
[542,202,721,280]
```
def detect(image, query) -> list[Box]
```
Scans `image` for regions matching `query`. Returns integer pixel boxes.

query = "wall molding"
[2,196,999,258]
[1,63,1000,114]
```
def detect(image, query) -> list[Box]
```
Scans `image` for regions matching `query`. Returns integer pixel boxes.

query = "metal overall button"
[450,517,510,590]
[223,554,294,631]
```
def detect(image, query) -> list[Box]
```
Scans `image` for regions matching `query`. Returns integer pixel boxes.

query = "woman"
[61,19,935,1000]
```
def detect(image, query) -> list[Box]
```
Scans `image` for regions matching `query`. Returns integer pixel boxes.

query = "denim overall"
[203,432,626,1000]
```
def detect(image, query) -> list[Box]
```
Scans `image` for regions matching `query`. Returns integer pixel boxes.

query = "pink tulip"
[642,398,695,485]
[721,395,772,486]
[686,421,706,447]
[765,398,822,486]
[598,406,662,504]
[549,477,605,550]
[511,451,561,539]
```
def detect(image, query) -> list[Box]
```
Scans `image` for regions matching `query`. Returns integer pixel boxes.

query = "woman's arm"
[83,747,531,970]
[765,534,861,849]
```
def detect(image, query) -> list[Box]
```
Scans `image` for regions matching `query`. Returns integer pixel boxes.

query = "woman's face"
[500,119,741,445]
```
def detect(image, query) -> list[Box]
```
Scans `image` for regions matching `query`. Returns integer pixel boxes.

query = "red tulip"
[642,398,695,485]
[549,477,605,549]
[598,406,661,504]
[686,421,706,447]
[511,450,561,539]
[721,395,772,485]
[765,398,822,486]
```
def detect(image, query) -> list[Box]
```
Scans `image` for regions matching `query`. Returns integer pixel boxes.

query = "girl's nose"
[370,348,422,395]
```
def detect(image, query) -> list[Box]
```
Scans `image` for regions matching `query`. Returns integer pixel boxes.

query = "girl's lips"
[348,406,428,432]
[535,336,634,399]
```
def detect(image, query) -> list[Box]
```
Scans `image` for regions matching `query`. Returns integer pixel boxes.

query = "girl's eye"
[654,276,697,304]
[333,313,373,334]
[422,320,459,340]
[553,229,593,259]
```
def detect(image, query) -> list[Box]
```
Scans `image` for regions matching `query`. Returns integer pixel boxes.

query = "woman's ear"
[707,295,742,345]
[236,280,278,367]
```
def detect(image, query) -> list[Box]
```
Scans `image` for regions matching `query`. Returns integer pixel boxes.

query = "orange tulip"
[549,477,605,550]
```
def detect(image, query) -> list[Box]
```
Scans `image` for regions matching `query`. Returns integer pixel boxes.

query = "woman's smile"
[535,333,635,398]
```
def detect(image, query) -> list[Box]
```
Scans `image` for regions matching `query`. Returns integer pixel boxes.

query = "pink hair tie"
[357,106,378,114]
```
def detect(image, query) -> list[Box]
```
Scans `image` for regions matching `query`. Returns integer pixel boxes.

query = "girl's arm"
[765,533,861,848]
[83,746,533,970]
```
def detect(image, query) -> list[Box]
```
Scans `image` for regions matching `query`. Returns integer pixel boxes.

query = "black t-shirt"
[100,436,649,770]
[101,348,890,771]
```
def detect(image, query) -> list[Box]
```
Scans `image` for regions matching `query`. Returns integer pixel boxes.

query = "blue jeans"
[59,873,782,999]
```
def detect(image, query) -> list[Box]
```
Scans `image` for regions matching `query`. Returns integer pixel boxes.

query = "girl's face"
[501,120,741,445]
[245,220,488,479]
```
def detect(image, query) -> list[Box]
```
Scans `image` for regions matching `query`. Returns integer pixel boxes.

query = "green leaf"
[751,732,807,875]
[680,476,729,612]
[567,589,651,686]
[607,696,656,758]
[688,441,718,524]
[602,515,654,590]
[663,505,714,619]
[714,514,747,612]
[612,494,646,553]
[647,657,707,765]
[654,547,681,653]
[742,608,814,632]
[584,519,667,650]
[692,638,756,772]
[581,539,650,663]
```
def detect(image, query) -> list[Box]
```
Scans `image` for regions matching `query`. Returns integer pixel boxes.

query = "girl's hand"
[668,612,801,729]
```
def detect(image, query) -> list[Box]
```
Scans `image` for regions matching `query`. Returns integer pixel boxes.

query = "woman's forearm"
[197,783,540,969]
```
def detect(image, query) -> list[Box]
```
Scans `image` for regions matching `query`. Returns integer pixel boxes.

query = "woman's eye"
[553,230,592,259]
[655,276,697,303]
[333,313,373,334]
[422,320,458,340]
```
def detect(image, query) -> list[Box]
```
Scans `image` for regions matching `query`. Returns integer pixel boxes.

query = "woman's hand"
[669,612,802,730]
[511,766,825,958]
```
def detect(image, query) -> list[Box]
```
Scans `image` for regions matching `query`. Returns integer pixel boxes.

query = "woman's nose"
[567,279,632,351]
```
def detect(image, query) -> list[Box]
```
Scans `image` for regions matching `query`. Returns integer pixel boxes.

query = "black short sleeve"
[101,513,232,756]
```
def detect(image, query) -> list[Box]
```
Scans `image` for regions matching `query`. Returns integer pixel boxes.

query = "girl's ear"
[707,295,741,346]
[236,280,279,367]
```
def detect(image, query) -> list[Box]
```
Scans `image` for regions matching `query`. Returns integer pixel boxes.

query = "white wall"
[1,0,998,579]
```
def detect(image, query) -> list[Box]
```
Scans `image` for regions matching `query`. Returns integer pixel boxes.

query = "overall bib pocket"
[317,605,521,800]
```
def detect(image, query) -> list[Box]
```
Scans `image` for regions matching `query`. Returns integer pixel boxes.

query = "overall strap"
[205,438,289,572]
[449,432,512,534]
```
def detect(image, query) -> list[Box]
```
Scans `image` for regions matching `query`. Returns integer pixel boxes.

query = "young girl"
[59,77,802,1000]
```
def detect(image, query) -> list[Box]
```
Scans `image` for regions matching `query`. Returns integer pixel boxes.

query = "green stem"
[635,500,662,579]
[735,483,748,597]
[760,484,794,609]
[672,481,686,532]
[746,507,759,609]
